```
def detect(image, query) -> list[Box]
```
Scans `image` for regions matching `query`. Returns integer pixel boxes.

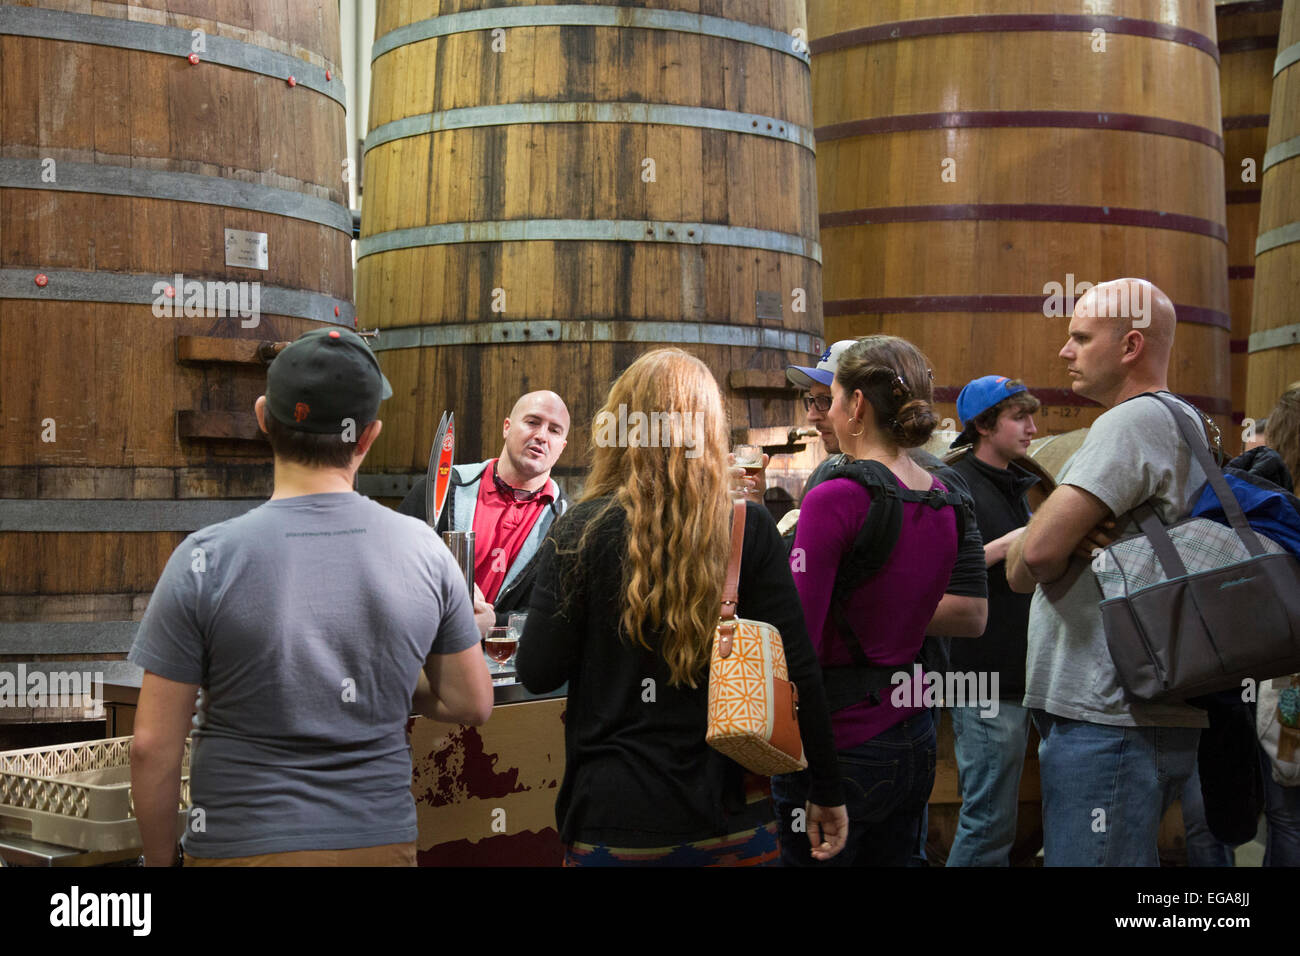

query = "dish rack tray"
[0,736,190,852]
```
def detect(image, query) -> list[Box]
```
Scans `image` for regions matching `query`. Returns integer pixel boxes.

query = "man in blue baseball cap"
[951,375,1038,451]
[944,373,1041,866]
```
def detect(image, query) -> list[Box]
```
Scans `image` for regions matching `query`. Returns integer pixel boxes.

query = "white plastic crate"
[0,736,189,852]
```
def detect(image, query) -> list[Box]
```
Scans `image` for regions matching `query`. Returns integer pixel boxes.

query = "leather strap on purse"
[717,499,746,659]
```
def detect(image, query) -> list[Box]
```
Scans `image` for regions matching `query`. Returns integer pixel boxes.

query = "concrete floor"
[1233,816,1267,867]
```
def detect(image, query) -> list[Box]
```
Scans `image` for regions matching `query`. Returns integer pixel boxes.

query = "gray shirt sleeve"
[128,535,205,684]
[1061,395,1203,523]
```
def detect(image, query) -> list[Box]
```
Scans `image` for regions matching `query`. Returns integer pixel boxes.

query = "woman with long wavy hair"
[517,348,847,865]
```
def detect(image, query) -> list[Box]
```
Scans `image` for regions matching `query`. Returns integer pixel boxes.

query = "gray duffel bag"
[1096,393,1300,702]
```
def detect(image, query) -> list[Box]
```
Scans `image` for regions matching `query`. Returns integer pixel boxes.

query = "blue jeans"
[772,711,936,867]
[1263,750,1300,867]
[1180,760,1235,867]
[1031,710,1199,866]
[947,700,1031,867]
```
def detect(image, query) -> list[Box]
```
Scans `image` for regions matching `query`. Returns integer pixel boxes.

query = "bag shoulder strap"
[1147,393,1265,557]
[716,499,746,659]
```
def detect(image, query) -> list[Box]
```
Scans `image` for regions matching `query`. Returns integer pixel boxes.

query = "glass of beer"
[732,444,763,476]
[485,626,517,672]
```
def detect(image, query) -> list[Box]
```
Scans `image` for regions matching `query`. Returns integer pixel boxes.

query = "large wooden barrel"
[1248,0,1300,417]
[0,2,352,701]
[1218,1,1283,438]
[356,0,823,497]
[808,1,1232,436]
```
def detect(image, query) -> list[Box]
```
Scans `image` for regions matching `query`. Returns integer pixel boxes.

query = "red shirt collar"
[485,459,555,505]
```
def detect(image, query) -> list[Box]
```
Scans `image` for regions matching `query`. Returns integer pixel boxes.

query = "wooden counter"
[99,670,568,866]
[410,694,566,866]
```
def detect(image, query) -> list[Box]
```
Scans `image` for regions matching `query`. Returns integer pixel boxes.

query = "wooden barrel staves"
[808,1,1232,437]
[1247,0,1300,419]
[355,0,823,498]
[0,1,351,718]
[1217,0,1284,438]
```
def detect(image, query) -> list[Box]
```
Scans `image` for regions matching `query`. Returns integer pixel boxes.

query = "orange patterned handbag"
[705,500,808,775]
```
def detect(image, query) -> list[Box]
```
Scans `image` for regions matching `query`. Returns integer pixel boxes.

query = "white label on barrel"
[224,229,269,270]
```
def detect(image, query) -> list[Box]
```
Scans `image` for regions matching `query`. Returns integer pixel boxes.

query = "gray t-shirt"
[128,492,481,858]
[1023,393,1211,729]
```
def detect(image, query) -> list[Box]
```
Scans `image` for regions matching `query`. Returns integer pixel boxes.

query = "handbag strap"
[1133,503,1188,578]
[1148,393,1266,557]
[716,499,746,658]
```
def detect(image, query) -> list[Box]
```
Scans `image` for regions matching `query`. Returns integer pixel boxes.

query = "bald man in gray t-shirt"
[1007,279,1209,866]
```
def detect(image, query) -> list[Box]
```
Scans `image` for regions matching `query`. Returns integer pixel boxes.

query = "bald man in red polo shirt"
[399,390,570,634]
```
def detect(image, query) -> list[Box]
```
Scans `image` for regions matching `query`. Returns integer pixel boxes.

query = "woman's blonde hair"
[574,349,731,688]
[1268,384,1300,495]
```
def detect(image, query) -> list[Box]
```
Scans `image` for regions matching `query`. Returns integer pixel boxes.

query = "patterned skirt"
[562,774,779,867]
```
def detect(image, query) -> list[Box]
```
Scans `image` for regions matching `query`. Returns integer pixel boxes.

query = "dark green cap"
[266,328,393,434]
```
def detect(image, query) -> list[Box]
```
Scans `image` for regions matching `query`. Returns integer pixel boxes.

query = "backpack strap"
[818,459,967,712]
[825,460,901,667]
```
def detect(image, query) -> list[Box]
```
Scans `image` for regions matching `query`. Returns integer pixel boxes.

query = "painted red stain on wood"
[414,726,531,807]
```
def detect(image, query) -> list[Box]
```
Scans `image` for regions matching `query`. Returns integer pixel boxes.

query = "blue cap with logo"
[956,375,1028,428]
[786,339,858,388]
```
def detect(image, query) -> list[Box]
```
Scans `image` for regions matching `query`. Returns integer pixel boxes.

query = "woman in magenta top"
[773,335,972,866]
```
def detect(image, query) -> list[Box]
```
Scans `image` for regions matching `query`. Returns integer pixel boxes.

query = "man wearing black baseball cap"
[129,327,492,867]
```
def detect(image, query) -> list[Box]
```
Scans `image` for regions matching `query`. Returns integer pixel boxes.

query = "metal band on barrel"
[814,110,1223,152]
[810,14,1219,62]
[0,159,352,235]
[1255,221,1300,255]
[822,295,1231,330]
[0,623,141,655]
[0,499,262,532]
[358,220,821,263]
[365,103,816,153]
[372,6,810,65]
[820,203,1228,242]
[0,5,345,106]
[1248,322,1300,353]
[1275,40,1300,75]
[1262,134,1300,172]
[368,320,819,352]
[0,269,355,327]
